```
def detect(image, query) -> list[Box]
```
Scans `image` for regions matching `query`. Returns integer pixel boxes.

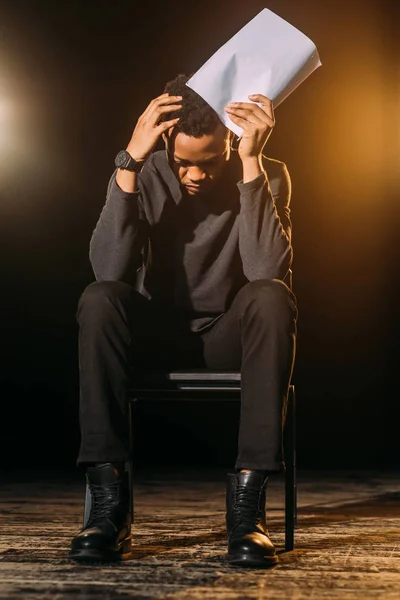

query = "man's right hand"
[116,94,182,193]
[126,93,182,162]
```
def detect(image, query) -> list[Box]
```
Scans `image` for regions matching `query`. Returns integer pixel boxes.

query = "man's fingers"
[154,103,182,116]
[226,106,264,125]
[248,94,275,120]
[150,93,179,105]
[142,94,182,119]
[227,102,269,121]
[157,117,180,132]
[146,97,182,118]
[144,103,182,128]
[225,106,274,129]
[225,112,253,132]
[226,102,274,126]
[227,96,274,122]
[141,93,169,118]
[248,94,273,105]
[153,94,182,108]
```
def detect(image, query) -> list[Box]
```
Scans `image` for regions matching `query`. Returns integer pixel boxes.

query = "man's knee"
[77,281,136,319]
[236,279,297,323]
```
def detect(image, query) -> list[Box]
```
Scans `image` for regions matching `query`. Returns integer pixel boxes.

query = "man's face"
[166,124,231,196]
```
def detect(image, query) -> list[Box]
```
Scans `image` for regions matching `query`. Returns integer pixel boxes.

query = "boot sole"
[227,553,279,568]
[69,537,132,563]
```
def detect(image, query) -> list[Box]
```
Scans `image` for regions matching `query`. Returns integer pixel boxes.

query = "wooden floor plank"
[0,470,399,599]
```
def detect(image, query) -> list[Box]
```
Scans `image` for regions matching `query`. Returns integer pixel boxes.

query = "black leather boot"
[69,463,132,562]
[226,471,278,567]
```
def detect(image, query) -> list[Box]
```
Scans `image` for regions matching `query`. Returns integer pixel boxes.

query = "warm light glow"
[0,87,58,188]
[0,95,15,153]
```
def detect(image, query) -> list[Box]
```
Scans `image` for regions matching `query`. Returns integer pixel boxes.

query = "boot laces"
[234,484,263,525]
[87,481,121,527]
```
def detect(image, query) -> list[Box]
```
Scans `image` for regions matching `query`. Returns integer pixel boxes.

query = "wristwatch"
[114,150,146,173]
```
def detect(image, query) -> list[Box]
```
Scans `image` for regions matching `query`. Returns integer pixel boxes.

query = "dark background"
[0,0,398,471]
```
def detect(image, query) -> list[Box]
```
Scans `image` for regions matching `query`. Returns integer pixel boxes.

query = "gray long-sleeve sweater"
[90,150,292,331]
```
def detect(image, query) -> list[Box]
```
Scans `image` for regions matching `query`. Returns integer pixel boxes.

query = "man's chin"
[183,184,210,196]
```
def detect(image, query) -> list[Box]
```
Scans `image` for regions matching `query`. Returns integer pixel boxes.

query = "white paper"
[186,9,321,137]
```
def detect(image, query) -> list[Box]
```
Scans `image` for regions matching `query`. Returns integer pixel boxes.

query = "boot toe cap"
[71,527,113,552]
[228,529,277,566]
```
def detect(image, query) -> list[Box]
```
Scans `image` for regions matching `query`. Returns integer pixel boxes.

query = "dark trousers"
[76,279,297,472]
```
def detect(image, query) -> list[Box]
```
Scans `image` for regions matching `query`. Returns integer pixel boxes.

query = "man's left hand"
[225,94,275,162]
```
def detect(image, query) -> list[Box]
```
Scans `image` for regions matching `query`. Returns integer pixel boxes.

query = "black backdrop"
[0,0,398,470]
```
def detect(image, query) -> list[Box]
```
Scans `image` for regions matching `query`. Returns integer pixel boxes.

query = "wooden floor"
[0,468,399,599]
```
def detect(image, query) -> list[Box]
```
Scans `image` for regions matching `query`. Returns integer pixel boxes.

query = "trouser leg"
[76,280,203,465]
[201,279,297,472]
[76,281,148,465]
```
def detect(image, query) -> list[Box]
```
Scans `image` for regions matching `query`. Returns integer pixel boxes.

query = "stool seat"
[131,370,242,394]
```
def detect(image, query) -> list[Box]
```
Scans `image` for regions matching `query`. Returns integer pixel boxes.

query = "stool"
[83,371,296,551]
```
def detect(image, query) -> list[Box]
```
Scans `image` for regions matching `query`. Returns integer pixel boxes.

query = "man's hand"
[126,93,182,162]
[225,94,275,162]
[116,94,182,193]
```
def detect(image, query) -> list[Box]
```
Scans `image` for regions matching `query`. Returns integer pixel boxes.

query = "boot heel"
[119,535,132,560]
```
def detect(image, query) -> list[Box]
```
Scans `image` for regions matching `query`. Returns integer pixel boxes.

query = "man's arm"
[225,94,293,281]
[89,93,183,283]
[237,163,293,281]
[89,172,149,283]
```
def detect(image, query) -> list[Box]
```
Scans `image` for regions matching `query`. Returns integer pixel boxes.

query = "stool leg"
[127,400,134,520]
[291,387,297,528]
[284,385,296,551]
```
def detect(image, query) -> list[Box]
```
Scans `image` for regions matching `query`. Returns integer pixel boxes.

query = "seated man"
[70,74,297,567]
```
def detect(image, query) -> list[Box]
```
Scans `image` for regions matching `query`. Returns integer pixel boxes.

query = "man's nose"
[188,166,207,182]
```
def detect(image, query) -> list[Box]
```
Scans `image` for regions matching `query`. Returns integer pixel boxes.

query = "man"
[70,74,297,567]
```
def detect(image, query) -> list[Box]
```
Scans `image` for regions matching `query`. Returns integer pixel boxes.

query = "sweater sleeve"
[89,171,149,284]
[237,161,293,282]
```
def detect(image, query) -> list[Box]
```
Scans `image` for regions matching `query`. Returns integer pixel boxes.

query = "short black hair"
[161,73,225,138]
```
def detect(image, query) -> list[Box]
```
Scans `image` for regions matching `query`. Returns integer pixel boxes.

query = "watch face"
[115,150,128,168]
